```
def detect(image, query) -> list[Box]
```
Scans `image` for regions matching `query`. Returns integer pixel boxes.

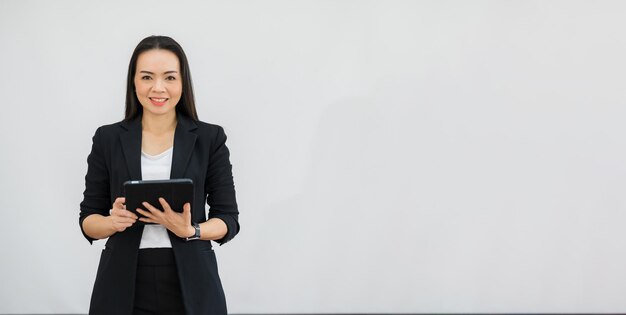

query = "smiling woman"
[134,50,182,117]
[79,36,240,315]
[124,36,198,122]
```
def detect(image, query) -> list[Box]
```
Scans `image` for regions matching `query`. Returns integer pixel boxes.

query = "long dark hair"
[124,35,198,121]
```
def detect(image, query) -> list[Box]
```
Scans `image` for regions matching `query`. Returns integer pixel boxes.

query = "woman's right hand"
[108,197,138,232]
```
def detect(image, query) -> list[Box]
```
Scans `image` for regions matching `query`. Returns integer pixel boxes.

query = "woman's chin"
[142,105,176,117]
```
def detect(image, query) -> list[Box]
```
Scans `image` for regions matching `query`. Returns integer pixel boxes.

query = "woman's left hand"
[137,198,194,238]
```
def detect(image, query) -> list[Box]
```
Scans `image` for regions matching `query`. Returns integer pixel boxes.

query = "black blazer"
[79,114,239,315]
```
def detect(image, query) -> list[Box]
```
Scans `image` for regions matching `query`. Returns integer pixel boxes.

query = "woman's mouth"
[149,97,168,106]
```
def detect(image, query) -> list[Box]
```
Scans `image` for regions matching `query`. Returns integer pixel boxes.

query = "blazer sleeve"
[205,126,240,245]
[79,127,111,244]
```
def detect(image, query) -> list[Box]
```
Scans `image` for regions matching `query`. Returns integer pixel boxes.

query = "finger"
[116,209,137,219]
[136,208,155,219]
[113,197,126,209]
[112,214,136,223]
[112,209,138,219]
[125,210,139,220]
[158,197,173,213]
[124,209,139,220]
[138,217,156,224]
[183,203,191,219]
[114,217,136,225]
[142,202,161,214]
[110,208,123,217]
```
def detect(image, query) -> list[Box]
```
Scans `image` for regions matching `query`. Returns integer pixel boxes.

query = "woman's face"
[134,49,183,117]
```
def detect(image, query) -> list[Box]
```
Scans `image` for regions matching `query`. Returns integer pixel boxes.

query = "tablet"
[123,178,194,223]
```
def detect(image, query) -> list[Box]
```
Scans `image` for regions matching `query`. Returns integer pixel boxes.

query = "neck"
[141,111,177,134]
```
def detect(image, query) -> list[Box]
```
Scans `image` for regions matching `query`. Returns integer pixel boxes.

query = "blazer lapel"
[170,114,198,179]
[119,117,142,180]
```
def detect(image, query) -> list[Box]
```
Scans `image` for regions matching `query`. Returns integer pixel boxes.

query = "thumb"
[114,197,125,209]
[183,202,191,218]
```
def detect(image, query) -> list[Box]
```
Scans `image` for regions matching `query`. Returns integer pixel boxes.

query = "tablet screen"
[123,178,194,224]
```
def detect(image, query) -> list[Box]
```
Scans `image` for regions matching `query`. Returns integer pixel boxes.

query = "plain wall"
[1,0,626,313]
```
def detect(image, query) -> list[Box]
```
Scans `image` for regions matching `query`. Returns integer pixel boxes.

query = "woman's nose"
[152,79,166,92]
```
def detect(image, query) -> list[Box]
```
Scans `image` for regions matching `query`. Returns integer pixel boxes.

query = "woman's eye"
[166,76,176,81]
[141,76,152,80]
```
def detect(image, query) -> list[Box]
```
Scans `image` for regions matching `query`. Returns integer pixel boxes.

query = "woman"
[79,35,239,315]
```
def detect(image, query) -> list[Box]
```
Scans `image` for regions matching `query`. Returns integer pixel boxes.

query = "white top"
[138,147,174,249]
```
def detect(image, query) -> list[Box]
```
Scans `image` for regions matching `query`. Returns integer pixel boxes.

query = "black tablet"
[123,178,194,223]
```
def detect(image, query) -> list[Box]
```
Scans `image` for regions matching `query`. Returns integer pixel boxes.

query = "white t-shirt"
[138,147,174,249]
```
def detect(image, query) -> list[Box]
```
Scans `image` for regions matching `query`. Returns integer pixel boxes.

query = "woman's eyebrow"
[139,70,179,74]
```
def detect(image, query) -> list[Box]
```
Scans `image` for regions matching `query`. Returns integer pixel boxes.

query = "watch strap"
[185,222,201,241]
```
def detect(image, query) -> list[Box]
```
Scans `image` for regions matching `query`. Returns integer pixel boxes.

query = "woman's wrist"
[83,214,117,240]
[106,216,118,234]
[178,224,195,239]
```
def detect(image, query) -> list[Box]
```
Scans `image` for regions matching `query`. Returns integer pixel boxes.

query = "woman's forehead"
[136,49,180,72]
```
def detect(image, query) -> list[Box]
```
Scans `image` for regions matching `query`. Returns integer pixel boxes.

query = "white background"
[1,0,626,313]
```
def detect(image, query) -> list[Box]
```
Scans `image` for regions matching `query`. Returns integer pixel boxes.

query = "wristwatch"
[185,222,201,241]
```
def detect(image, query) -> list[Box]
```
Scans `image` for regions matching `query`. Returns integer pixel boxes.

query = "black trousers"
[133,248,185,315]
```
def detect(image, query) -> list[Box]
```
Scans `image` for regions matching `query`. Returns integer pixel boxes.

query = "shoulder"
[192,120,230,148]
[194,120,225,136]
[95,120,126,135]
[89,120,130,147]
